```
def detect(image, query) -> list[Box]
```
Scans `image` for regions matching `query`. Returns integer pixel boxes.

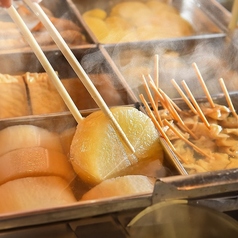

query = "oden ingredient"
[0,125,77,214]
[0,176,77,214]
[83,1,193,43]
[70,107,163,185]
[0,125,63,156]
[81,175,155,200]
[0,147,76,185]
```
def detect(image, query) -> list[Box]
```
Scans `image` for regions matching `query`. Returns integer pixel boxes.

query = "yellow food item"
[146,1,179,15]
[81,175,155,201]
[82,8,107,20]
[0,125,63,156]
[0,74,30,118]
[70,107,163,185]
[83,16,109,41]
[0,176,77,214]
[24,72,67,115]
[83,1,193,43]
[105,16,132,31]
[110,2,151,22]
[0,147,76,185]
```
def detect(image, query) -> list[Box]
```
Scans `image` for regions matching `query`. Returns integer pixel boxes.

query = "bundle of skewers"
[140,55,238,175]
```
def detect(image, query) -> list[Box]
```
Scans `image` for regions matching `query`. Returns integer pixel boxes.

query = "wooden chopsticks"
[7,2,135,153]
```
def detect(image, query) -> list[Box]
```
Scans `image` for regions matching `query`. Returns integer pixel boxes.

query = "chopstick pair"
[7,1,135,153]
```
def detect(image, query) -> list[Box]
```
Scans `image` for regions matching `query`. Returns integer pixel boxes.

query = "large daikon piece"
[70,106,163,185]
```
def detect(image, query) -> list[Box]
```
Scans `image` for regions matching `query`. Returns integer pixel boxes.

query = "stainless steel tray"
[0,47,134,120]
[0,0,96,53]
[160,91,238,175]
[0,168,238,237]
[72,0,230,44]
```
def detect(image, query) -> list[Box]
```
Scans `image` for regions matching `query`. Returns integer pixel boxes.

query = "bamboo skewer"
[7,5,83,124]
[153,54,160,110]
[229,0,238,31]
[163,119,213,160]
[142,75,163,126]
[146,79,197,139]
[158,88,182,112]
[219,78,238,119]
[10,2,135,154]
[158,90,198,140]
[171,79,197,114]
[149,79,181,113]
[192,62,215,108]
[153,54,159,89]
[139,94,175,151]
[181,80,211,130]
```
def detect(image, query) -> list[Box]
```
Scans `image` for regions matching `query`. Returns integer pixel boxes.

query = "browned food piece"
[0,147,76,185]
[61,74,127,110]
[81,175,155,201]
[24,72,67,115]
[0,176,77,214]
[32,17,82,32]
[0,74,30,118]
[32,30,87,46]
[0,5,88,50]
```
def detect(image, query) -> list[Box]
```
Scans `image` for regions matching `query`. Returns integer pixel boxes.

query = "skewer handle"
[229,0,238,31]
[7,5,83,123]
[24,0,135,153]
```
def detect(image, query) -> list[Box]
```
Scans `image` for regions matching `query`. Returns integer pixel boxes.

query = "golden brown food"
[24,72,67,115]
[61,74,126,110]
[162,102,238,174]
[0,4,88,50]
[70,106,164,185]
[0,74,30,118]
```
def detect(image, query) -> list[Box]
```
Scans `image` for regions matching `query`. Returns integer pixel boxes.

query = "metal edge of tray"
[0,167,238,232]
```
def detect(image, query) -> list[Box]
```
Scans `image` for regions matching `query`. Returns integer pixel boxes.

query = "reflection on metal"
[154,168,238,212]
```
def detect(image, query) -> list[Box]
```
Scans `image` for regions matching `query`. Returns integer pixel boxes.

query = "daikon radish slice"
[70,106,163,185]
[0,176,77,214]
[81,175,155,201]
[0,147,76,185]
[0,125,63,156]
